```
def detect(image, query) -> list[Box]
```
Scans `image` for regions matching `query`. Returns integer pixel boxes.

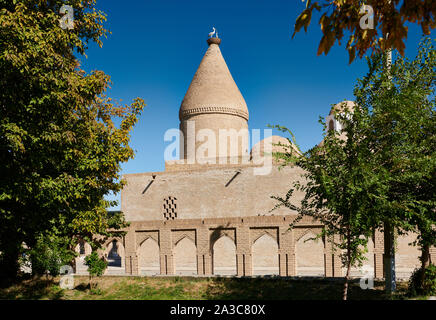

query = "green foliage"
[407,265,436,297]
[0,276,408,300]
[267,124,302,168]
[0,1,144,277]
[271,101,376,294]
[354,37,436,255]
[272,36,435,299]
[28,234,75,277]
[89,287,103,295]
[84,251,107,286]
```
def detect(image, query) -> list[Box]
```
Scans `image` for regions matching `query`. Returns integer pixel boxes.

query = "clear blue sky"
[78,0,432,209]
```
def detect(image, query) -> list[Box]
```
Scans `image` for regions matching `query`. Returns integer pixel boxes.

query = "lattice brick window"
[163,196,177,220]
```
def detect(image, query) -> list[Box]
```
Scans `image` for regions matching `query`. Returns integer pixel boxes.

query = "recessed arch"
[345,236,375,277]
[296,231,324,276]
[104,239,125,275]
[210,229,236,249]
[328,119,335,131]
[212,235,237,276]
[74,241,92,275]
[138,237,160,275]
[174,237,197,275]
[252,229,278,246]
[75,241,92,256]
[174,234,196,247]
[252,233,279,276]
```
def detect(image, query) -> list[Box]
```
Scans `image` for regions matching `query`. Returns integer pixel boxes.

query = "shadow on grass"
[0,275,409,300]
[74,283,90,292]
[0,276,64,300]
[203,277,391,300]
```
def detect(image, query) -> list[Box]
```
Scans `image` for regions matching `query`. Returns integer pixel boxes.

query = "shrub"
[28,234,74,277]
[84,251,107,289]
[407,264,436,297]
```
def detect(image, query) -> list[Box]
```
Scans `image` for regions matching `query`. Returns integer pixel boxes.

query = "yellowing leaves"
[292,0,435,63]
[292,6,316,38]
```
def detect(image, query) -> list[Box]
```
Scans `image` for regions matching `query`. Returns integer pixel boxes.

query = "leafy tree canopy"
[272,36,435,298]
[0,0,145,277]
[271,102,377,300]
[354,37,436,267]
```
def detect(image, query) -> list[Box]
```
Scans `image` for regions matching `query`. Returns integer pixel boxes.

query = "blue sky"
[78,0,433,209]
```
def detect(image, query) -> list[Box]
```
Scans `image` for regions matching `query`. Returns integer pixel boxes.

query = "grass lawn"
[0,275,420,300]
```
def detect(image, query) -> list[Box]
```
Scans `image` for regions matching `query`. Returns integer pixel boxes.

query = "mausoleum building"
[75,36,432,279]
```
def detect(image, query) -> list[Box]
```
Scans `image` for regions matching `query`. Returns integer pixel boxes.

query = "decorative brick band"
[180,105,249,121]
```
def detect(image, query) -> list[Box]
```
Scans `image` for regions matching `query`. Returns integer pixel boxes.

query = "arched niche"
[104,239,125,275]
[252,234,279,276]
[173,237,197,276]
[296,231,324,276]
[212,236,237,276]
[328,119,335,131]
[345,236,375,277]
[138,237,160,275]
[74,241,92,274]
[75,241,92,256]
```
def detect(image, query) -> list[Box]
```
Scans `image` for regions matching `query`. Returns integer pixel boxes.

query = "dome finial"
[207,27,221,45]
[208,27,216,38]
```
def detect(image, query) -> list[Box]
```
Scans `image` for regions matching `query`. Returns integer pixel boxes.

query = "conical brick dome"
[179,38,249,122]
[178,37,250,164]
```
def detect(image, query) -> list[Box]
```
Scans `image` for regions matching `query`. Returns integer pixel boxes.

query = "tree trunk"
[0,242,21,280]
[343,260,351,300]
[383,221,396,293]
[343,229,352,300]
[421,244,430,269]
[420,244,430,287]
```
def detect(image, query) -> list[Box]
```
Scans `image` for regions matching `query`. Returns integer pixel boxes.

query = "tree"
[293,0,435,63]
[84,251,107,290]
[28,233,75,278]
[354,37,436,287]
[272,37,435,297]
[0,1,145,278]
[270,102,378,300]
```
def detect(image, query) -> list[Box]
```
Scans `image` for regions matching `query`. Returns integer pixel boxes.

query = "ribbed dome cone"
[179,38,249,121]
